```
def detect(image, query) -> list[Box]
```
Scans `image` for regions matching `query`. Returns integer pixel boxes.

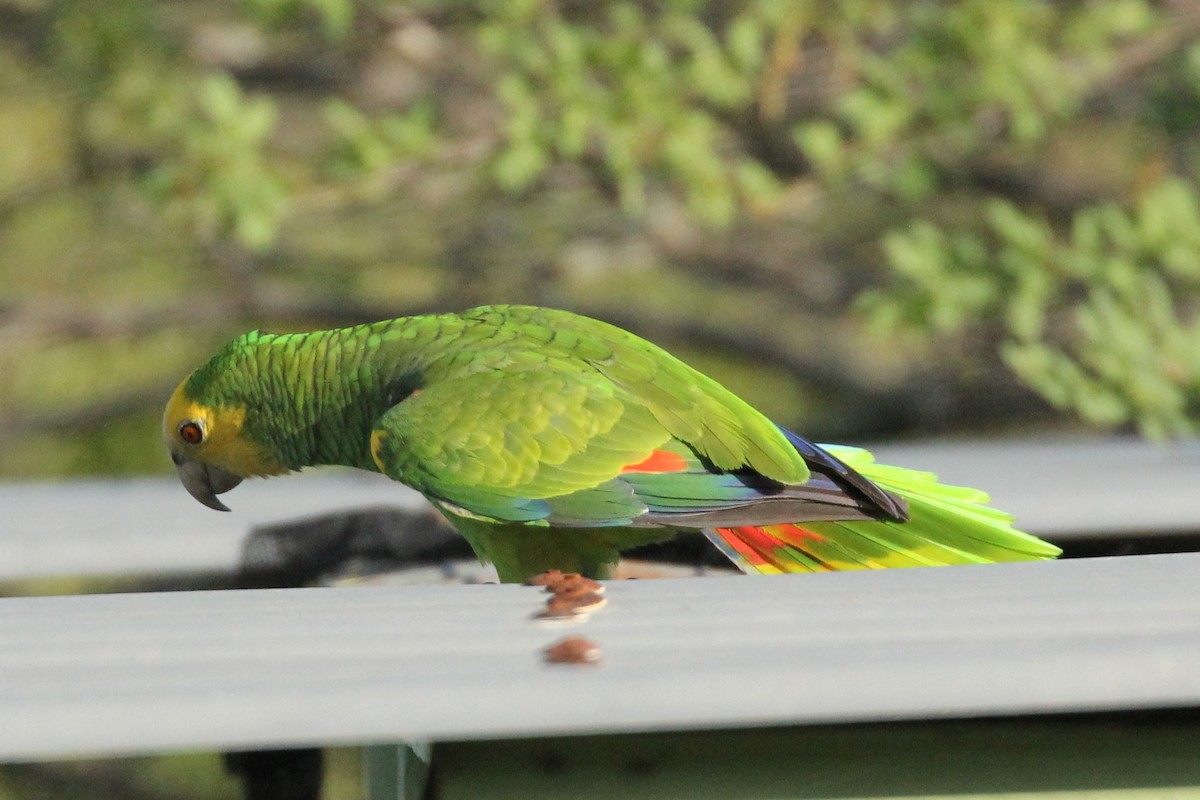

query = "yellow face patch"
[163,380,286,477]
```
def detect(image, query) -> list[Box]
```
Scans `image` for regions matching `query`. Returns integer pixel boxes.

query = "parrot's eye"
[178,420,204,446]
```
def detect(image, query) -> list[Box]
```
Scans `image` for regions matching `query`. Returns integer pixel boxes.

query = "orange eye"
[178,420,204,445]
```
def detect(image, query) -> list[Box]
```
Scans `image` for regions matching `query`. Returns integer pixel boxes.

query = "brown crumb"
[524,570,566,587]
[544,636,603,665]
[546,573,604,594]
[525,570,605,595]
[537,590,607,619]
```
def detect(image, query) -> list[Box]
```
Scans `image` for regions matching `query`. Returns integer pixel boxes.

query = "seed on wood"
[544,636,602,665]
[524,570,566,587]
[537,591,607,619]
[525,570,605,595]
[547,574,604,594]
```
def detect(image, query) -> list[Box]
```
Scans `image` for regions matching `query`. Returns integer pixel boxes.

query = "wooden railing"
[2,437,1199,799]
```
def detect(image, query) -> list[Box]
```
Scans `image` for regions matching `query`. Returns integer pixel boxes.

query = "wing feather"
[370,367,672,525]
[368,306,901,530]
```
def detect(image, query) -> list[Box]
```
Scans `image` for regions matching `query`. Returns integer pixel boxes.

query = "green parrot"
[164,305,1060,582]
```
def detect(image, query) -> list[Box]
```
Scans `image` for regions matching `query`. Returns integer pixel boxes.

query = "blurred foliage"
[795,1,1158,198]
[0,747,364,800]
[3,0,1200,486]
[478,1,789,223]
[866,179,1200,438]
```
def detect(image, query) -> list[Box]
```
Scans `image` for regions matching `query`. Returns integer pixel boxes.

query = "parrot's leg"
[445,514,675,583]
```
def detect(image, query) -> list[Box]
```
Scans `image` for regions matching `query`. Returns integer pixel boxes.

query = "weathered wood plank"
[3,437,1198,581]
[0,469,421,580]
[0,551,1197,761]
[871,437,1200,539]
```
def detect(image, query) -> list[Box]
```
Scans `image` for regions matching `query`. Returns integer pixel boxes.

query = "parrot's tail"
[702,445,1061,574]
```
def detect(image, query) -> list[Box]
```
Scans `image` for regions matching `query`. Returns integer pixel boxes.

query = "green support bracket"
[430,715,1200,799]
[364,741,432,800]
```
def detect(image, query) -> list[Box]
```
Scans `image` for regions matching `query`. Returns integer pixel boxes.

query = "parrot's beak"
[172,455,243,512]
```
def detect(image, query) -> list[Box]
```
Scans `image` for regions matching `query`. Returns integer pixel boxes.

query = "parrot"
[163,304,1060,583]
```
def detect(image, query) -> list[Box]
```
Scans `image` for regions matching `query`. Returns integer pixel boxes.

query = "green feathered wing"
[363,306,1060,581]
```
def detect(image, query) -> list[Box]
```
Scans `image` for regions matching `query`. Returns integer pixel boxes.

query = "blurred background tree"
[2,0,1199,481]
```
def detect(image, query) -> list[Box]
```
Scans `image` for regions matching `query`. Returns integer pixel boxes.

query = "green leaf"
[794,121,844,171]
[493,141,547,190]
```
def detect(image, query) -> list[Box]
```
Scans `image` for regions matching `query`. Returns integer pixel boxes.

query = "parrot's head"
[163,351,287,512]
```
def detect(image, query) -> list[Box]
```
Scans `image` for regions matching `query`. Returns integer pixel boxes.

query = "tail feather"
[714,524,827,572]
[704,444,1061,575]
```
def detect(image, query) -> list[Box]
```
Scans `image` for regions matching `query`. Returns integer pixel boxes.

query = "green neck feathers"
[186,318,442,471]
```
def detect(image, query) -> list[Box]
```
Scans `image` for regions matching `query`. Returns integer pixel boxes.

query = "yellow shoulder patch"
[369,429,390,474]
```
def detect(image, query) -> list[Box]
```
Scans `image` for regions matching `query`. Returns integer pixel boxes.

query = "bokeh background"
[5,0,1200,485]
[2,0,1200,797]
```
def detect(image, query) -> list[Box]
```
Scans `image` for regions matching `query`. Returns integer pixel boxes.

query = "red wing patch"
[620,449,689,474]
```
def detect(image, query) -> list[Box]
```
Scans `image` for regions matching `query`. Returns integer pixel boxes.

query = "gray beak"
[173,456,243,512]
